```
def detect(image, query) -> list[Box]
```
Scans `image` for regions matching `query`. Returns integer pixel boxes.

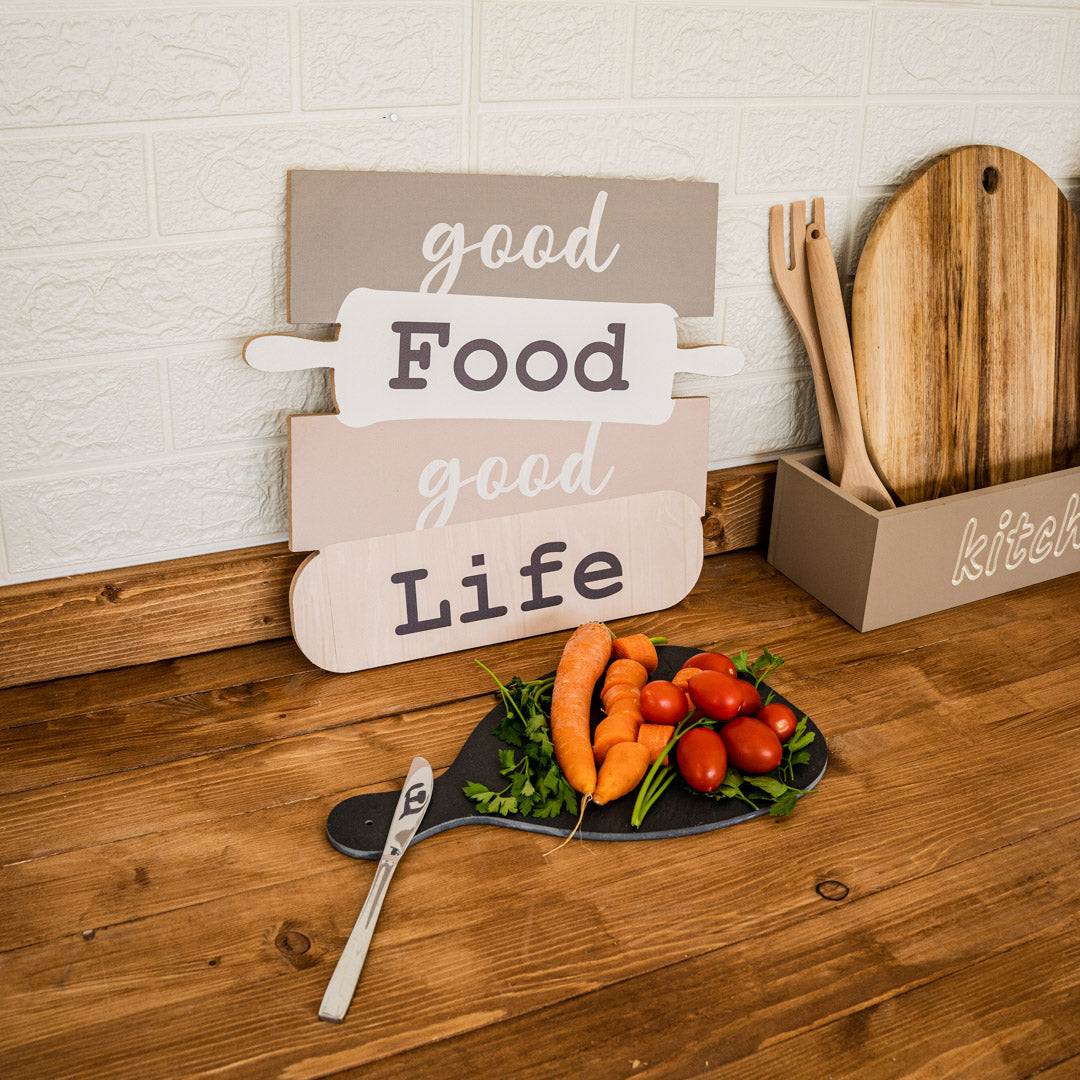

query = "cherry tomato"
[688,670,743,721]
[676,727,727,792]
[758,702,798,742]
[639,680,690,725]
[737,679,761,717]
[719,716,782,775]
[684,652,737,678]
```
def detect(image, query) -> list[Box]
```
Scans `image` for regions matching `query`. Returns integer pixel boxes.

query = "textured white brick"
[869,9,1066,95]
[861,105,974,187]
[0,360,163,472]
[973,106,1080,179]
[0,10,290,126]
[300,4,465,109]
[477,108,735,182]
[737,107,859,193]
[0,447,287,575]
[167,347,332,449]
[0,136,148,249]
[1064,18,1080,94]
[480,3,629,101]
[722,290,809,376]
[0,242,285,366]
[154,118,462,234]
[633,6,868,98]
[675,372,820,466]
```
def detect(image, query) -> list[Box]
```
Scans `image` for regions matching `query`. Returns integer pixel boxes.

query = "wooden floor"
[2,549,1078,1079]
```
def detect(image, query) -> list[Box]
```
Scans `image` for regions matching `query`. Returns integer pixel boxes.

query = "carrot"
[593,740,651,805]
[637,723,675,766]
[592,712,642,764]
[671,666,701,691]
[550,622,611,796]
[611,634,659,674]
[600,683,640,712]
[603,658,649,691]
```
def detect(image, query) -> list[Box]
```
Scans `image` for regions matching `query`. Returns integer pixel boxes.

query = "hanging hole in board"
[981,166,1000,194]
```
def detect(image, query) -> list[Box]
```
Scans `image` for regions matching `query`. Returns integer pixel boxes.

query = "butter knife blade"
[318,756,434,1023]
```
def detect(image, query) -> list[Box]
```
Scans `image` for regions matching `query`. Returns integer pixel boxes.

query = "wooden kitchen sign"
[246,171,741,672]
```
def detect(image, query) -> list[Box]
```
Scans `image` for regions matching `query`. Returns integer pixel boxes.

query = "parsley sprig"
[463,662,579,820]
[733,646,785,704]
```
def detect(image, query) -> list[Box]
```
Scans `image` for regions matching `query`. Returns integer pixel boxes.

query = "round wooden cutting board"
[851,145,1080,505]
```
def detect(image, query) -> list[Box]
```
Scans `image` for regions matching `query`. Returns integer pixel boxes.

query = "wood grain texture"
[852,145,1080,504]
[0,465,777,690]
[1,550,1079,1079]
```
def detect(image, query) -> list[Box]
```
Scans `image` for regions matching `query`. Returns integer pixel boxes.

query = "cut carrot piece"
[592,713,641,764]
[600,684,641,712]
[611,634,658,674]
[672,666,702,691]
[637,723,675,766]
[593,740,651,805]
[603,658,649,691]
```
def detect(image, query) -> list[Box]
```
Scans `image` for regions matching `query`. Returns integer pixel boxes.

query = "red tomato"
[737,679,761,717]
[638,680,690,725]
[758,702,798,742]
[719,716,782,775]
[688,670,743,721]
[684,651,737,678]
[676,727,727,792]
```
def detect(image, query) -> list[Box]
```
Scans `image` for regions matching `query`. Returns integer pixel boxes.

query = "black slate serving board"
[327,645,827,859]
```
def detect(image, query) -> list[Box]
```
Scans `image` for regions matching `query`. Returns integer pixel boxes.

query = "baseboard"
[0,462,776,689]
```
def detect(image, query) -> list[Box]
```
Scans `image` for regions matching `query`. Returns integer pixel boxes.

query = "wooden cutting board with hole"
[851,145,1080,505]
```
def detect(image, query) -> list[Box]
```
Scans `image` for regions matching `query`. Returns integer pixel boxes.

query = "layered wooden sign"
[246,172,739,672]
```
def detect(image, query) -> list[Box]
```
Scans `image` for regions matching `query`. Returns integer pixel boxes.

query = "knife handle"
[318,859,396,1023]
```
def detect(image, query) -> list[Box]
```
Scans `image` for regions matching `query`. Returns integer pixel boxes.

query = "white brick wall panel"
[860,105,974,187]
[632,6,868,99]
[167,348,333,449]
[1064,18,1080,94]
[0,242,285,366]
[722,290,810,376]
[0,448,287,575]
[154,118,462,234]
[737,107,859,194]
[300,5,465,110]
[477,108,735,182]
[0,10,290,127]
[869,9,1066,96]
[973,106,1080,180]
[678,372,819,466]
[0,136,148,249]
[479,3,629,102]
[0,360,163,472]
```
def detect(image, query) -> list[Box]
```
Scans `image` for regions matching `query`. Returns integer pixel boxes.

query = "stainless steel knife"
[318,756,434,1023]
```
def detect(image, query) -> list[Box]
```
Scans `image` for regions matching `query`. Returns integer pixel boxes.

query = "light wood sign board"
[246,172,739,673]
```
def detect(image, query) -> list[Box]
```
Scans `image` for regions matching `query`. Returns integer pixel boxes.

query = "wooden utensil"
[325,646,827,858]
[851,145,1080,505]
[769,199,843,485]
[805,222,896,511]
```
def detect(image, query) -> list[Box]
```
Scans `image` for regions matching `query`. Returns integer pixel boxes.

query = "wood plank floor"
[2,549,1078,1080]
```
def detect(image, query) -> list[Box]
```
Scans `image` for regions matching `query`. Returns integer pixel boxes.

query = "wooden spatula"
[851,145,1080,505]
[805,222,895,511]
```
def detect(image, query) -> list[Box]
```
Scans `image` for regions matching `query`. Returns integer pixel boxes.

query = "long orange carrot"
[593,740,651,805]
[550,622,611,796]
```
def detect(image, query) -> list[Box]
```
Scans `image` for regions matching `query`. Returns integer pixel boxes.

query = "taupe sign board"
[287,171,719,321]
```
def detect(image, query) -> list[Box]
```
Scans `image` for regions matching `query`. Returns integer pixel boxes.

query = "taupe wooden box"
[767,451,1080,632]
